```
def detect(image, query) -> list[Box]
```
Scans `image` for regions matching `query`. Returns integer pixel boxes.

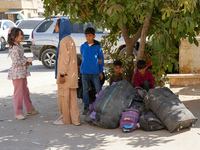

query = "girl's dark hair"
[8,28,24,48]
[57,18,61,29]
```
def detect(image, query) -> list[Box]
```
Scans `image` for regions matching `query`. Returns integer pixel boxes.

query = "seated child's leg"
[142,80,151,92]
[100,72,105,86]
[77,78,83,99]
[91,74,102,93]
[82,74,90,108]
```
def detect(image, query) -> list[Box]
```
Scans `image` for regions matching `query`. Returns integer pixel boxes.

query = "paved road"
[0,49,200,150]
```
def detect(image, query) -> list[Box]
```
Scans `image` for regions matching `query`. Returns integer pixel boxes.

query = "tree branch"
[121,24,142,47]
[121,24,142,56]
[121,24,131,44]
[137,12,152,61]
[165,0,182,12]
[170,0,176,7]
[98,1,105,12]
[80,0,86,6]
[130,26,142,48]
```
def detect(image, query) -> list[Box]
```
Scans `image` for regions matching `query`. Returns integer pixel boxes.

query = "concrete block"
[167,74,200,85]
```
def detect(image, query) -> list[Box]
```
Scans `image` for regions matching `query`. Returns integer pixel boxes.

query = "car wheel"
[0,37,6,51]
[118,45,126,52]
[41,49,56,69]
[119,47,137,60]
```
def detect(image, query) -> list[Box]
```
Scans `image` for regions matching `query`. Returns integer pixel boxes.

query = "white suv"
[31,17,126,69]
[0,19,16,51]
[17,18,44,50]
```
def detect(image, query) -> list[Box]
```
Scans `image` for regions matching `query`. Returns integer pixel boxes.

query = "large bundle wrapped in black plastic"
[139,110,165,131]
[86,80,136,129]
[144,87,198,133]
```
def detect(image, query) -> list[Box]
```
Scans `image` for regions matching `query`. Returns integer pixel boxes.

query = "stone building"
[0,0,44,22]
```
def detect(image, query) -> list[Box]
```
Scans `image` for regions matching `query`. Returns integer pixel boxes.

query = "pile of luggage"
[84,80,198,133]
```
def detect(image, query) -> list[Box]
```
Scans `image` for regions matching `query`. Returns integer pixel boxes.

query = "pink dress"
[8,42,30,80]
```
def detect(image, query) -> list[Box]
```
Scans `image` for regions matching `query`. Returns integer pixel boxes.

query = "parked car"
[17,18,44,50]
[0,19,16,51]
[15,20,22,26]
[31,17,123,69]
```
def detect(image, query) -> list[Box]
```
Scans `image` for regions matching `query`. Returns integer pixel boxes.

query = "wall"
[22,0,37,9]
[0,0,39,21]
[0,0,22,9]
[179,36,200,74]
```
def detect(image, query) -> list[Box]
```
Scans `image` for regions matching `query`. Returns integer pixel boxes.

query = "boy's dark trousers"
[82,74,102,108]
[141,80,151,92]
[77,73,105,104]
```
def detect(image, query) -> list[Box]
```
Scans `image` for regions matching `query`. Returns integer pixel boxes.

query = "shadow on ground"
[0,90,199,150]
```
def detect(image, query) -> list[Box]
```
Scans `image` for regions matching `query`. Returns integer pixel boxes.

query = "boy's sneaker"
[82,107,89,115]
[27,109,38,116]
[15,114,26,120]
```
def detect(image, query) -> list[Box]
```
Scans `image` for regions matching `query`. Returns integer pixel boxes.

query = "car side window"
[70,21,103,33]
[36,21,53,32]
[70,21,84,33]
[52,19,103,34]
[83,22,103,33]
[3,22,9,29]
[6,22,14,28]
[53,20,85,33]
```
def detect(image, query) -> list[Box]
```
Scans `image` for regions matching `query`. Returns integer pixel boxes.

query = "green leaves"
[178,22,184,32]
[161,8,171,20]
[106,3,127,28]
[106,3,125,16]
[43,0,200,85]
[194,38,199,47]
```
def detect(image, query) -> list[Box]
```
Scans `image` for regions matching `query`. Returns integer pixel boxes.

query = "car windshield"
[18,20,42,29]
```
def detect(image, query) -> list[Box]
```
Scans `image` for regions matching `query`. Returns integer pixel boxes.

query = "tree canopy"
[43,0,200,85]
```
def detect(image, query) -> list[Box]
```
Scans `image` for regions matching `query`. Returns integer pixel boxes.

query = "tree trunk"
[121,24,142,83]
[137,12,153,61]
[130,12,153,84]
[121,24,142,56]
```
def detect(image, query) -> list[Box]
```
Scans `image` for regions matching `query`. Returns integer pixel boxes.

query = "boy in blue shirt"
[80,27,104,115]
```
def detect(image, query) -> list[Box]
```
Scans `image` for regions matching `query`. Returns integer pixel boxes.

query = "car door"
[34,20,55,46]
[52,19,84,54]
[2,22,12,42]
[70,21,85,54]
[51,20,59,47]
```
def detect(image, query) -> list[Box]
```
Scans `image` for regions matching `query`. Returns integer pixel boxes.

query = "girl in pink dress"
[7,27,38,120]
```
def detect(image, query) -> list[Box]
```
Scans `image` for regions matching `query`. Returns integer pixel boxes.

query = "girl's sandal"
[27,109,38,116]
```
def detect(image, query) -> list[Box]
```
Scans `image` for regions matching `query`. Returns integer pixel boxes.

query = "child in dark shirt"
[109,60,126,85]
[133,60,155,92]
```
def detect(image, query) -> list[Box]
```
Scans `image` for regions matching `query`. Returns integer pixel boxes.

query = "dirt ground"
[0,50,200,150]
[0,82,200,150]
